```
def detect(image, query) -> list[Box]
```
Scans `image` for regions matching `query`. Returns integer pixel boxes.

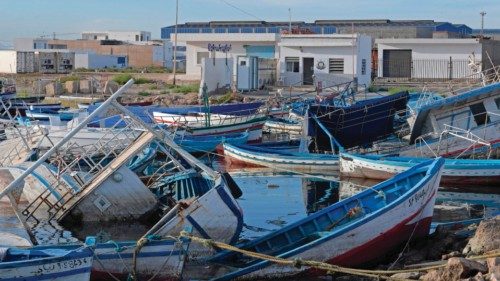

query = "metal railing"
[375,59,484,81]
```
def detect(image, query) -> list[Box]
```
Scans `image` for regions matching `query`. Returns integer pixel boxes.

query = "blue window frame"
[228,27,240,33]
[255,27,267,33]
[241,27,254,33]
[201,28,213,33]
[215,28,227,33]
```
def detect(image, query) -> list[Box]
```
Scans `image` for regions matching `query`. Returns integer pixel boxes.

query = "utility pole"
[480,11,486,38]
[173,0,179,85]
[288,8,292,33]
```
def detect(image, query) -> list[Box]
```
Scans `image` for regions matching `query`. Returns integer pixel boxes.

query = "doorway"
[303,57,314,85]
[382,50,411,78]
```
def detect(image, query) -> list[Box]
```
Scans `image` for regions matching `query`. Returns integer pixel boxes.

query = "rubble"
[463,216,500,256]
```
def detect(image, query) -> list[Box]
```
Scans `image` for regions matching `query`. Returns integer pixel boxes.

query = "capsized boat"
[339,152,500,186]
[401,82,500,158]
[223,142,339,174]
[0,245,94,281]
[209,158,444,280]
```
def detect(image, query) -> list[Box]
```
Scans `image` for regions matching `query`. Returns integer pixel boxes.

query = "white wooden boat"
[223,143,339,174]
[401,82,500,158]
[209,158,444,280]
[263,117,303,135]
[0,245,93,281]
[147,173,243,259]
[340,153,500,186]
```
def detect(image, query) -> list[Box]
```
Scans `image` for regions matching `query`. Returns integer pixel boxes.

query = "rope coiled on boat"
[178,231,500,281]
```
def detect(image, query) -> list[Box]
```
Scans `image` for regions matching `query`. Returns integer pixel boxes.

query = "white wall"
[179,33,277,78]
[200,57,233,96]
[0,50,17,73]
[75,53,126,69]
[377,39,482,79]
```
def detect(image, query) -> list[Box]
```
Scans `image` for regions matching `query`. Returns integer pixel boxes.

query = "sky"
[0,0,499,46]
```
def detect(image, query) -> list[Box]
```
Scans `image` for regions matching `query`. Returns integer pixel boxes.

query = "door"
[303,57,314,85]
[383,50,411,78]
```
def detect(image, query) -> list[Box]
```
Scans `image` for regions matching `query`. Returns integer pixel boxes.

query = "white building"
[82,31,152,42]
[278,34,372,87]
[376,38,483,79]
[14,38,50,51]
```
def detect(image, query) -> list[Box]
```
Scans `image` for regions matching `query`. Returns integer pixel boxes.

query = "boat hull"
[223,143,339,174]
[213,159,443,280]
[340,154,500,186]
[152,180,243,260]
[0,247,93,281]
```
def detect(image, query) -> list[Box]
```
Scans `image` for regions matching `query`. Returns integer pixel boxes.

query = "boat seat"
[263,232,323,257]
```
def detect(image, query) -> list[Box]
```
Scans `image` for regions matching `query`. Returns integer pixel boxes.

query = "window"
[361,59,367,75]
[135,35,139,41]
[470,102,490,126]
[285,57,299,72]
[196,52,209,65]
[495,97,500,109]
[329,58,344,74]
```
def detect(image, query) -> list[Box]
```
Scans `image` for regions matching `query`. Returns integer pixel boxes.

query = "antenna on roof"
[480,11,486,38]
[288,8,292,33]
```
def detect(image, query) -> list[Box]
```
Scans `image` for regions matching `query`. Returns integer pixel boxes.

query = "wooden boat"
[0,245,93,281]
[339,153,500,186]
[147,173,244,259]
[174,132,249,153]
[0,78,16,100]
[210,158,444,280]
[263,117,302,135]
[307,92,409,151]
[401,82,500,158]
[35,237,189,281]
[222,143,339,174]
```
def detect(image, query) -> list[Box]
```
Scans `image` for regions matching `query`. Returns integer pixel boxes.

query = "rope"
[178,231,500,280]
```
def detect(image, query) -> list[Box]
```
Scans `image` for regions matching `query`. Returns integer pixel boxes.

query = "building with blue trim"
[161,19,472,40]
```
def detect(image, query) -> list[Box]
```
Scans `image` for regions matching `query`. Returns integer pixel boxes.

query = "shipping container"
[56,52,75,74]
[16,51,36,73]
[0,50,17,74]
[37,52,57,74]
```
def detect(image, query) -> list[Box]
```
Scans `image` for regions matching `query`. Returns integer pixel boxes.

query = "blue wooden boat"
[340,153,500,186]
[174,132,249,153]
[0,245,93,281]
[149,169,215,205]
[209,158,444,280]
[33,237,189,281]
[307,92,409,151]
[223,142,339,174]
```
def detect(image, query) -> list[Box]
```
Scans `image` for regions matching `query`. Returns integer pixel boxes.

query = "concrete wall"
[0,50,17,73]
[481,39,500,70]
[376,39,483,79]
[200,57,233,95]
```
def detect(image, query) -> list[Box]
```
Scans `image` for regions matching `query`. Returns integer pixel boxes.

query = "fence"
[375,59,482,81]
